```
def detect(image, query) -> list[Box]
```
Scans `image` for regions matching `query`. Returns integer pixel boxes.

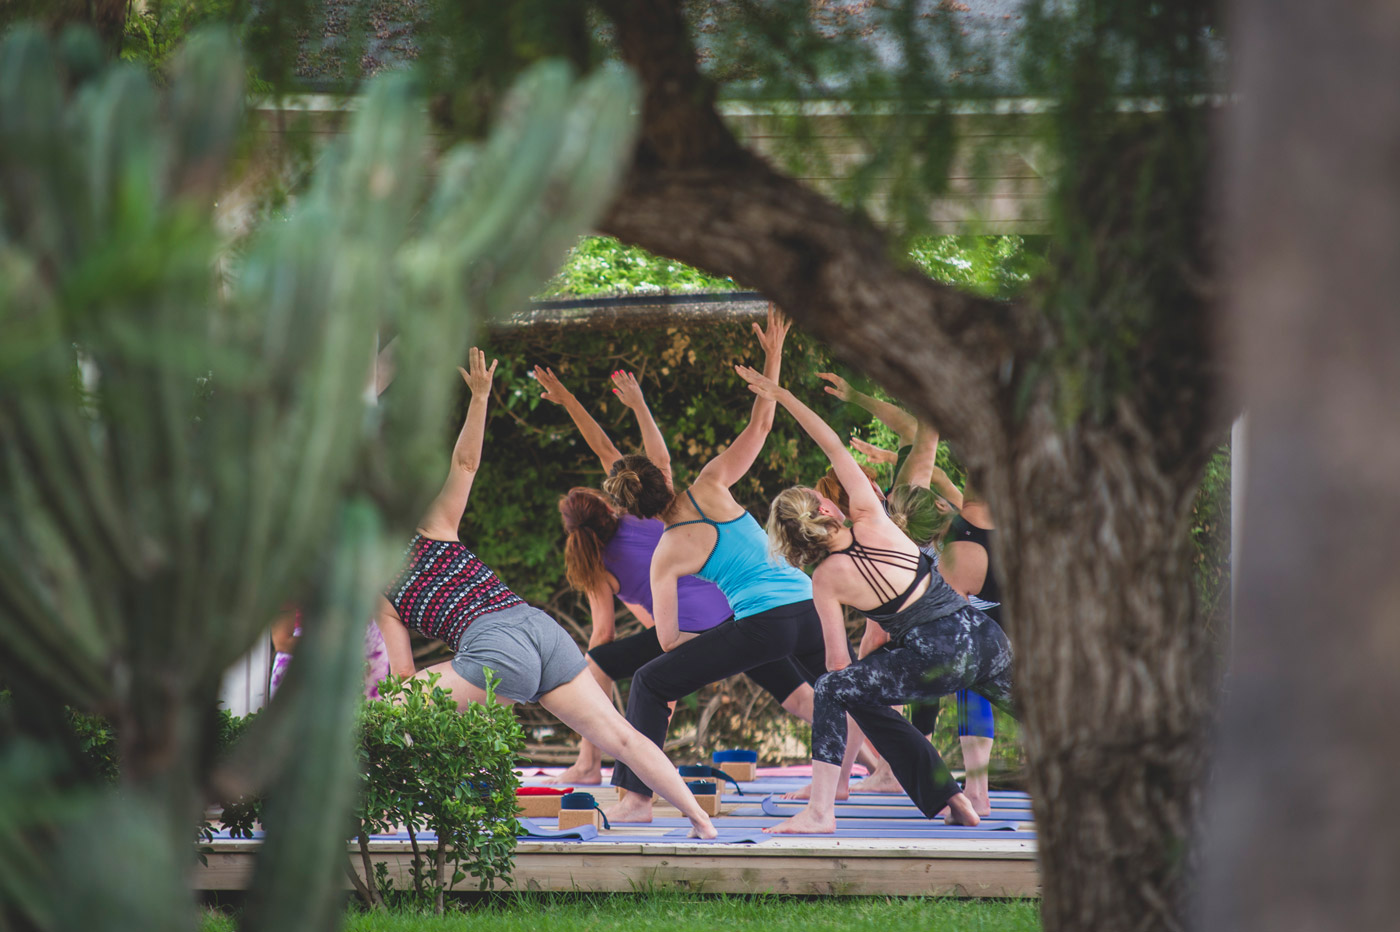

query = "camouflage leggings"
[812,605,1015,816]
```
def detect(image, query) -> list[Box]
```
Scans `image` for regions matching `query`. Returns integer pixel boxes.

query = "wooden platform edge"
[196,839,1041,899]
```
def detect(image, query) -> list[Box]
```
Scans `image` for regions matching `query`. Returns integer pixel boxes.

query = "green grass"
[203,894,1040,932]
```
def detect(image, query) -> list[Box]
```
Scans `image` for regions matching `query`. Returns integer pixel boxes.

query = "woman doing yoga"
[532,366,812,786]
[599,307,909,823]
[818,383,1003,814]
[734,365,1015,833]
[372,348,717,838]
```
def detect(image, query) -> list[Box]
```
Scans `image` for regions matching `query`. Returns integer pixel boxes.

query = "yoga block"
[696,793,722,816]
[516,795,562,819]
[557,808,603,831]
[721,761,756,782]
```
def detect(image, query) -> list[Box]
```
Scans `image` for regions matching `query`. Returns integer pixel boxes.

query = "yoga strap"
[678,764,744,795]
[560,791,611,830]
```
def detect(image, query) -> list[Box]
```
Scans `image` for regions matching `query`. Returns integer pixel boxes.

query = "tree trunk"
[1200,2,1400,929]
[38,0,129,53]
[1003,406,1215,930]
[594,4,1223,929]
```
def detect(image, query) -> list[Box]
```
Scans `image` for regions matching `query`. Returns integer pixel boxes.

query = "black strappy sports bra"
[837,531,972,642]
[836,533,934,616]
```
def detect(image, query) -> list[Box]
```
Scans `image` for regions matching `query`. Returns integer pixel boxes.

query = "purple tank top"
[603,515,733,632]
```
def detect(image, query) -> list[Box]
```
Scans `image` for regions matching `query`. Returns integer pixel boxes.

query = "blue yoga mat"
[662,824,1031,839]
[724,793,1033,820]
[760,795,1028,822]
[519,819,598,841]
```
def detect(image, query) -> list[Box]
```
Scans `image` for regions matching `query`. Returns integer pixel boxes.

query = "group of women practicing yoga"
[368,305,1016,835]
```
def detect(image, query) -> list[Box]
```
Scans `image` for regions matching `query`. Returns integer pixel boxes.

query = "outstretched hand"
[735,364,787,402]
[816,371,854,402]
[610,370,645,410]
[459,347,498,395]
[752,301,791,357]
[850,436,899,465]
[532,365,572,405]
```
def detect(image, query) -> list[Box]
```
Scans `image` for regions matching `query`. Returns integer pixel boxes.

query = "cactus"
[0,22,637,932]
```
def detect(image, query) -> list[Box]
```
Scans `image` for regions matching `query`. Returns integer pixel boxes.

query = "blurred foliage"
[353,675,523,911]
[0,21,636,932]
[540,235,737,296]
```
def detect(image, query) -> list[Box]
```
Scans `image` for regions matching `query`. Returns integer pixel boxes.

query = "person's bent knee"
[813,671,847,705]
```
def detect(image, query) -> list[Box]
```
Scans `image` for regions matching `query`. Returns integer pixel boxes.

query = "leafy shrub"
[66,708,119,783]
[351,673,525,912]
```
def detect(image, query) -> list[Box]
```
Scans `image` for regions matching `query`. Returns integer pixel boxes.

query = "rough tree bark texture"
[597,2,1221,929]
[1200,2,1400,929]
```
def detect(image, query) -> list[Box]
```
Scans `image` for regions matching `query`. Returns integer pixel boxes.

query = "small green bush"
[352,674,526,913]
[36,676,527,911]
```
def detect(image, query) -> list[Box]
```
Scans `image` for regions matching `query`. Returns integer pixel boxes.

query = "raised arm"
[816,372,918,445]
[735,367,884,523]
[849,436,899,467]
[416,348,497,540]
[696,303,790,489]
[611,370,672,490]
[893,419,940,489]
[533,365,623,471]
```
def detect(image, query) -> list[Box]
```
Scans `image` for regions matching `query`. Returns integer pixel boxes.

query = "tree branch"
[596,0,1038,474]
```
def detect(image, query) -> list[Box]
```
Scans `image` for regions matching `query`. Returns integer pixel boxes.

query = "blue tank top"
[664,491,813,621]
[603,515,734,633]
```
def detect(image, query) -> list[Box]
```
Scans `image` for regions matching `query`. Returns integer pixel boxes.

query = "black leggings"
[588,625,806,703]
[814,605,1016,817]
[610,600,914,797]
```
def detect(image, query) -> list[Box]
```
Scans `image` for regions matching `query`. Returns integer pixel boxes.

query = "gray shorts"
[451,603,588,703]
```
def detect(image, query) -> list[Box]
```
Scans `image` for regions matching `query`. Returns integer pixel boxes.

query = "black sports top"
[947,515,1001,607]
[837,532,968,641]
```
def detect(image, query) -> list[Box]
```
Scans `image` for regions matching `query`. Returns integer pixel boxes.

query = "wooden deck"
[195,783,1040,898]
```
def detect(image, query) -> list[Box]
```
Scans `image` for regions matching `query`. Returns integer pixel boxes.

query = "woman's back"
[818,514,966,635]
[604,514,733,632]
[664,487,812,620]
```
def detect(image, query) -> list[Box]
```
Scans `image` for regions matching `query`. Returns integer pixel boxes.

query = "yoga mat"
[760,795,1030,822]
[517,818,770,845]
[518,819,598,841]
[645,816,1033,834]
[743,794,1034,813]
[663,824,1030,839]
[721,795,1031,822]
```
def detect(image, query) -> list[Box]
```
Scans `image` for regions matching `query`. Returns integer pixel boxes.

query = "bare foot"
[763,806,837,834]
[849,764,904,794]
[603,791,655,824]
[780,781,850,802]
[963,787,992,817]
[943,792,981,826]
[544,762,602,786]
[688,814,718,839]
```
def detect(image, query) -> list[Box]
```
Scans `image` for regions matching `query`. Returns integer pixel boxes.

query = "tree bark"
[596,3,1223,930]
[1200,2,1400,930]
[1006,403,1215,930]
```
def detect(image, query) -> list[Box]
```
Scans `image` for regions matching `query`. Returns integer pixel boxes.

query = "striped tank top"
[383,535,523,648]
